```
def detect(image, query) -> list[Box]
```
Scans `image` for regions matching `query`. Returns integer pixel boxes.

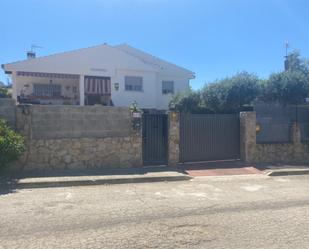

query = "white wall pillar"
[11,71,18,101]
[79,75,84,106]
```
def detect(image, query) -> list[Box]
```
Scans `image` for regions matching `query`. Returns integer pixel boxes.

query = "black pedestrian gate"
[180,114,240,162]
[142,114,168,166]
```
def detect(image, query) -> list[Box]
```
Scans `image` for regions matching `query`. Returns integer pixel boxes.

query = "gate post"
[168,111,180,166]
[291,122,301,144]
[240,112,256,162]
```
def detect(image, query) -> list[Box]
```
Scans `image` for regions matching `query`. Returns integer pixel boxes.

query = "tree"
[169,72,260,113]
[285,50,309,74]
[0,87,11,98]
[262,51,309,105]
[169,51,309,113]
[261,70,309,105]
[169,90,212,114]
[0,80,12,98]
[201,72,261,113]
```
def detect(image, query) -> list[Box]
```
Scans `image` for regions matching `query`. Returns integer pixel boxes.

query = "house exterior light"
[114,82,119,91]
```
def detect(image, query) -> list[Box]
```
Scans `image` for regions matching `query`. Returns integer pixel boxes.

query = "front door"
[142,114,168,166]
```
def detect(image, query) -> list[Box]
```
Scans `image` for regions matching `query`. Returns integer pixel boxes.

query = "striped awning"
[17,71,79,79]
[84,76,111,95]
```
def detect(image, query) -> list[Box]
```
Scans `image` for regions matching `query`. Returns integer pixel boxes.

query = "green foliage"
[261,70,309,105]
[170,90,213,114]
[170,72,260,113]
[262,51,309,105]
[0,119,25,167]
[169,51,309,113]
[0,87,11,98]
[202,72,261,113]
[285,50,309,74]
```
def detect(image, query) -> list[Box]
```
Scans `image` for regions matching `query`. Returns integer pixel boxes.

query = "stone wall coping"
[0,98,16,106]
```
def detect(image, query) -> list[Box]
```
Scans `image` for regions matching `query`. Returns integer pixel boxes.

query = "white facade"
[2,43,194,109]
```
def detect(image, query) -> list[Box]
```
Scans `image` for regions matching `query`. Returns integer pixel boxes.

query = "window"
[33,84,61,97]
[162,81,174,94]
[125,76,143,91]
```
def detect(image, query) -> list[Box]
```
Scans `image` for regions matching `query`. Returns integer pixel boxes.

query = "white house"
[2,44,194,110]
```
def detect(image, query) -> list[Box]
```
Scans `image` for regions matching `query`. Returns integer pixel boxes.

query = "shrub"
[202,72,261,113]
[170,90,214,114]
[0,119,25,167]
[261,69,309,105]
[170,72,261,114]
[0,87,11,98]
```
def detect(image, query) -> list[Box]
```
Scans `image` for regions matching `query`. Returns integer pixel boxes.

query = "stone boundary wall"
[17,136,141,171]
[4,104,142,171]
[3,102,309,169]
[0,101,180,171]
[240,112,309,163]
[0,98,16,128]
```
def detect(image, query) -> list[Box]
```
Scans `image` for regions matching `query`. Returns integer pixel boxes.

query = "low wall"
[240,112,309,163]
[7,106,309,169]
[9,104,142,171]
[0,98,16,128]
[19,136,141,170]
[18,105,132,139]
[254,142,309,163]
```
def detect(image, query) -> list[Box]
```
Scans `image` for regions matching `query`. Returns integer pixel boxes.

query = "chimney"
[27,51,36,59]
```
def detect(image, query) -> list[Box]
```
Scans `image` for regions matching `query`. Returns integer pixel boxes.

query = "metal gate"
[180,114,240,162]
[142,114,168,166]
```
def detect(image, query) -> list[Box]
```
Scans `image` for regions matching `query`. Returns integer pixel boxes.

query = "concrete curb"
[14,175,192,189]
[265,169,309,177]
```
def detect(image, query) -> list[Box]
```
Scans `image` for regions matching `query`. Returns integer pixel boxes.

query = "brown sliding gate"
[180,113,240,163]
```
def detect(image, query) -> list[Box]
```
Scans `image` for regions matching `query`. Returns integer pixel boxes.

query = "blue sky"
[1,0,309,89]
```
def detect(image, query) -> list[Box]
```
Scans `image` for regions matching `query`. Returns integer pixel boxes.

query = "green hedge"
[0,119,25,167]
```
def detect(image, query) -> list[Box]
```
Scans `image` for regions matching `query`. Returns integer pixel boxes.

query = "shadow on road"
[3,165,186,180]
[0,177,17,196]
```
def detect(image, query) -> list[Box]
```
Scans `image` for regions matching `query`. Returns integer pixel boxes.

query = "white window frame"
[162,81,174,94]
[33,84,61,97]
[125,76,143,92]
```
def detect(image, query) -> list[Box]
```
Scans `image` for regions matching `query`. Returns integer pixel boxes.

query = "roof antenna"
[27,44,43,59]
[284,41,290,71]
[285,41,289,58]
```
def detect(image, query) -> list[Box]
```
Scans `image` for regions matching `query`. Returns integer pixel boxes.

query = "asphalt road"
[0,174,309,249]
